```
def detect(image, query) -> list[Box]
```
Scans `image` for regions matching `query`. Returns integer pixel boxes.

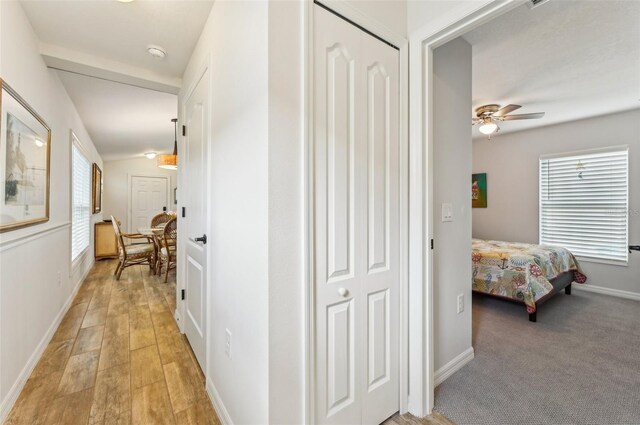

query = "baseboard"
[206,378,233,425]
[434,347,475,387]
[573,283,640,302]
[0,261,89,423]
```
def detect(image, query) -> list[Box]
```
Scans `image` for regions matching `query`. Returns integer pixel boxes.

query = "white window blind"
[72,142,91,262]
[539,147,628,265]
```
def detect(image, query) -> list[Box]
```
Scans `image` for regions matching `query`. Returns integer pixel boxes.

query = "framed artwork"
[0,79,51,232]
[472,173,487,208]
[92,163,102,214]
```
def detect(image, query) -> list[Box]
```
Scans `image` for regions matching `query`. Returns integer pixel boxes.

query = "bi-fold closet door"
[313,4,400,424]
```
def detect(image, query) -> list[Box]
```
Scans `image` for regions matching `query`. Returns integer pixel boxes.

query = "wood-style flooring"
[5,260,454,425]
[5,260,219,425]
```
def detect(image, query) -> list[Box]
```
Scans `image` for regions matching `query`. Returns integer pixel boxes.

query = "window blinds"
[539,147,628,265]
[72,143,91,262]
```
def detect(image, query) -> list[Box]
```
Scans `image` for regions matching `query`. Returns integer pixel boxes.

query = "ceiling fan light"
[479,122,498,135]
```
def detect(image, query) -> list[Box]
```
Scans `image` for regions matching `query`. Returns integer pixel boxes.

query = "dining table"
[138,226,166,274]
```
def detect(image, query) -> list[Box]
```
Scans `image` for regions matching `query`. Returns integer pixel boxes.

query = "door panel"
[327,44,356,282]
[360,29,399,425]
[183,69,209,371]
[314,5,400,425]
[186,255,204,337]
[367,64,390,272]
[327,299,355,416]
[130,176,168,232]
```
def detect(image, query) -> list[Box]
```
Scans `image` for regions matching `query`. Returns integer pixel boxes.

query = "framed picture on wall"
[472,173,487,208]
[92,163,102,214]
[0,79,52,232]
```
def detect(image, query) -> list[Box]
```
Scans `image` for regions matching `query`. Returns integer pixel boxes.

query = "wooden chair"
[150,212,171,271]
[158,217,177,283]
[151,212,172,228]
[111,216,154,280]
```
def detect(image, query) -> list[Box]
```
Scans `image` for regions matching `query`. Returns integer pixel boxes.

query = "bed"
[472,239,587,322]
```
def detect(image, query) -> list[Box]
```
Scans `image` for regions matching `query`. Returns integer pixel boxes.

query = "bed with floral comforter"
[472,239,587,313]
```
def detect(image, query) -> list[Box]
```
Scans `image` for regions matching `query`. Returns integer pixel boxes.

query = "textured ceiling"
[57,71,177,161]
[20,1,212,160]
[463,1,640,138]
[21,0,213,80]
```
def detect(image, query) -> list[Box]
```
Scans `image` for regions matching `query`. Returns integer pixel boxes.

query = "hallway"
[5,261,219,425]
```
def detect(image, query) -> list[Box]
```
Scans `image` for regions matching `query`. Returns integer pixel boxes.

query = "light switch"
[442,203,453,222]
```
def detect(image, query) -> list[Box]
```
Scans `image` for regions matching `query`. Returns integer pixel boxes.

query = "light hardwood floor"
[5,260,219,425]
[5,260,454,425]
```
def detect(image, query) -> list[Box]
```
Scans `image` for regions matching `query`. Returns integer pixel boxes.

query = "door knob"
[195,234,207,244]
[338,287,348,297]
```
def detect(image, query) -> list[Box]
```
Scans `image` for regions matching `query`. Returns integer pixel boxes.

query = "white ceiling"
[58,71,177,161]
[464,0,640,138]
[21,0,213,81]
[20,1,213,161]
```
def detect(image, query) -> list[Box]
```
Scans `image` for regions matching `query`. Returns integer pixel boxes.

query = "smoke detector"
[147,45,166,60]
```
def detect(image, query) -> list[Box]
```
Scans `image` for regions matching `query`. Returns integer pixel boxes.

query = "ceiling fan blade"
[501,112,545,121]
[493,104,521,117]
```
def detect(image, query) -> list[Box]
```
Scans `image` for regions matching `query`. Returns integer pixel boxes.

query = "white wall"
[181,1,409,423]
[180,1,270,424]
[266,1,304,423]
[473,109,640,295]
[102,157,177,232]
[0,1,102,420]
[408,0,493,36]
[433,37,473,372]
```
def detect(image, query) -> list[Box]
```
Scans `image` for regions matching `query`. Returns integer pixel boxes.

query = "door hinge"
[431,239,434,250]
[181,289,185,300]
[182,125,186,136]
[182,207,186,218]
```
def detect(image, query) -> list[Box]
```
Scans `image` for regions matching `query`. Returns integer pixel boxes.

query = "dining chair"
[150,212,171,271]
[111,216,155,280]
[158,217,177,283]
[151,212,172,228]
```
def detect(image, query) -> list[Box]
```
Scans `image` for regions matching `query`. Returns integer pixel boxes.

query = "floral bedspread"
[472,239,587,313]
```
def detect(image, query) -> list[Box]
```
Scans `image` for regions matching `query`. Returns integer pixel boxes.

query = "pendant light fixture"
[157,118,178,170]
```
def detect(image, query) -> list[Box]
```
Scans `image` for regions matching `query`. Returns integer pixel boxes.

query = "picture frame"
[92,163,102,214]
[472,173,488,208]
[0,79,52,232]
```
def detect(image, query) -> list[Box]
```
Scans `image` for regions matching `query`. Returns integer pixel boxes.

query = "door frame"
[408,0,524,416]
[304,2,410,422]
[127,173,171,232]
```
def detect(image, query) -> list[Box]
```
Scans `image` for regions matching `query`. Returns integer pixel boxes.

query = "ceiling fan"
[472,104,545,137]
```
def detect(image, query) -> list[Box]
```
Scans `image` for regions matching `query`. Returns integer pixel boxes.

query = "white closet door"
[314,5,400,424]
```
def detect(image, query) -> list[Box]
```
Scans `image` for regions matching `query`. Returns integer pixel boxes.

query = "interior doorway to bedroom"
[429,1,640,423]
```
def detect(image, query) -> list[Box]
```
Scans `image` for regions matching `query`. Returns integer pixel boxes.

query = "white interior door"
[183,69,209,370]
[314,5,400,425]
[129,176,169,232]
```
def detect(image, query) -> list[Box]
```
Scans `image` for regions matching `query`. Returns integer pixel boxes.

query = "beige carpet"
[434,289,640,425]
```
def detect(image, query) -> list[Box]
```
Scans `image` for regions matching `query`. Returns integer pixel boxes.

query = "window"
[539,147,628,265]
[72,140,91,263]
